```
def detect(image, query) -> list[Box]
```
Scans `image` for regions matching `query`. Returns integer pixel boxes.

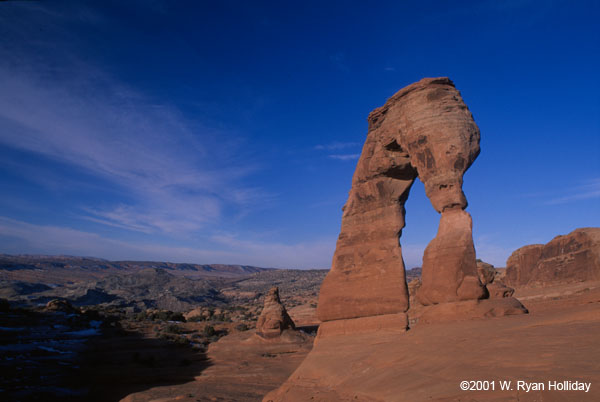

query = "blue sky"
[0,0,598,268]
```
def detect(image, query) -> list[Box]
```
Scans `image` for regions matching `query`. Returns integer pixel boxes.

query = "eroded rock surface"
[256,287,296,338]
[417,209,486,305]
[477,260,496,285]
[475,260,514,299]
[505,227,600,287]
[317,77,486,323]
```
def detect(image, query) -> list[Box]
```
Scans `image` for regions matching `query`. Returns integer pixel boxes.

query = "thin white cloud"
[315,141,360,150]
[329,52,349,72]
[545,178,600,205]
[0,4,268,236]
[328,154,360,161]
[0,217,334,268]
[0,64,259,233]
[209,233,335,269]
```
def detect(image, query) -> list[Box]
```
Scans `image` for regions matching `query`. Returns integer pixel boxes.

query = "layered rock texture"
[476,260,515,299]
[317,77,488,325]
[256,287,296,339]
[264,77,531,402]
[505,227,600,287]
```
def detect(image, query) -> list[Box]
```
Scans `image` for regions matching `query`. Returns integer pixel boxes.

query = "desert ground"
[1,253,599,401]
[110,280,598,402]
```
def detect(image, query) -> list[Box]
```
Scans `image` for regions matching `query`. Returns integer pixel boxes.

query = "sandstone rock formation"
[476,260,496,285]
[264,78,529,402]
[317,77,487,325]
[505,227,600,287]
[475,260,515,299]
[44,299,80,314]
[256,287,296,338]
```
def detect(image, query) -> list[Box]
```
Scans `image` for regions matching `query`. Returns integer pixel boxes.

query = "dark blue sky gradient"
[0,0,598,268]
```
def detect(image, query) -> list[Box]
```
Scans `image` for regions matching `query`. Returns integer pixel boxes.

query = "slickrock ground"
[265,282,600,402]
[103,280,600,402]
[121,329,314,402]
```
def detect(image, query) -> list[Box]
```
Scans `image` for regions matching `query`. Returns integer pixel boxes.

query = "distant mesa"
[505,227,600,287]
[256,287,296,339]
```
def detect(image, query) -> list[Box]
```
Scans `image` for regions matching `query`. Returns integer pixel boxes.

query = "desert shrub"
[173,336,189,346]
[210,313,225,322]
[235,323,249,332]
[164,323,183,334]
[151,310,186,322]
[170,312,186,322]
[158,332,189,346]
[203,325,216,337]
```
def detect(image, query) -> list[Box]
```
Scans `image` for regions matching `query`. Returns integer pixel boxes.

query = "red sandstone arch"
[317,77,487,323]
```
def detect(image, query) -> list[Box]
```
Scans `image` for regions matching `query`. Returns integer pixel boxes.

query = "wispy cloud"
[315,141,360,150]
[328,154,360,161]
[0,217,334,268]
[545,178,600,205]
[0,3,267,236]
[329,51,349,72]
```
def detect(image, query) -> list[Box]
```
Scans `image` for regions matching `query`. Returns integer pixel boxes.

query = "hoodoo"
[256,287,296,338]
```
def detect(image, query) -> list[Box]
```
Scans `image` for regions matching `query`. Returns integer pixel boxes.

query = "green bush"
[203,325,216,337]
[164,323,183,334]
[235,323,249,332]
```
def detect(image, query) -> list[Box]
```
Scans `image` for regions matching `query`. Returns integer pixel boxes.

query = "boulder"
[183,307,205,321]
[486,282,515,298]
[44,299,80,314]
[476,260,514,298]
[477,260,496,285]
[418,297,528,324]
[505,228,600,287]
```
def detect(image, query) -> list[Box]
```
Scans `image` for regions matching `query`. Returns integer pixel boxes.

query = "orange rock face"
[256,287,296,338]
[417,209,486,305]
[505,227,600,287]
[317,77,486,322]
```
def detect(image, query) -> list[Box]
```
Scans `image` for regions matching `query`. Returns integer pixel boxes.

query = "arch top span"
[317,77,486,323]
